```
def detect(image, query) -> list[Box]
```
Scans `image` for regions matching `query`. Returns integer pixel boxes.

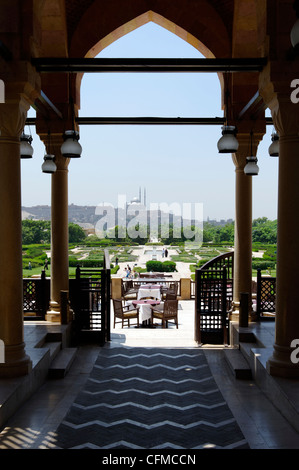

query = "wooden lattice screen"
[195,267,229,345]
[256,269,276,320]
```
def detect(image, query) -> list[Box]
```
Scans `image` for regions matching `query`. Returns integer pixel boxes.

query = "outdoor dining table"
[132,299,161,323]
[137,285,162,301]
[129,278,170,284]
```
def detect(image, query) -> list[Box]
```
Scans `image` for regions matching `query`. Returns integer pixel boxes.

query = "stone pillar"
[231,132,262,322]
[180,279,191,300]
[46,139,70,322]
[0,101,32,377]
[266,97,299,377]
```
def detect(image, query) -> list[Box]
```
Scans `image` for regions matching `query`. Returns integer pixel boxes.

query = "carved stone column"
[231,134,253,321]
[265,96,299,377]
[0,99,32,377]
[46,137,70,322]
[231,130,264,322]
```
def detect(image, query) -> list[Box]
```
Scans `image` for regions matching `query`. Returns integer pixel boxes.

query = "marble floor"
[0,301,299,449]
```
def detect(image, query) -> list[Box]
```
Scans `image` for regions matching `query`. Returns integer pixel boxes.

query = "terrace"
[1,0,299,450]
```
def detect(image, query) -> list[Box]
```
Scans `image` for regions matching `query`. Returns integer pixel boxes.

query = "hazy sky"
[22,22,278,221]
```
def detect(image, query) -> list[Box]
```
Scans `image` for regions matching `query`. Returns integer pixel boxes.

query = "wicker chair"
[121,279,138,300]
[151,299,178,328]
[165,292,177,300]
[113,299,139,328]
[162,281,178,300]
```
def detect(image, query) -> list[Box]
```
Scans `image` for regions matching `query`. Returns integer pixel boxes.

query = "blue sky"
[23,22,278,221]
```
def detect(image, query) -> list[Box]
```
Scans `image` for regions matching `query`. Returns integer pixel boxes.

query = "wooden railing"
[195,266,229,345]
[199,251,234,279]
[23,270,50,320]
[256,268,276,320]
[23,250,111,344]
[70,250,111,344]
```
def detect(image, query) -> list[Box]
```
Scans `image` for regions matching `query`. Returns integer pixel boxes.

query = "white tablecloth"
[138,287,161,301]
[133,300,161,322]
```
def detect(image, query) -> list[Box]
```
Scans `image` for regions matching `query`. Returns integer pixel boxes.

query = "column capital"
[0,60,40,141]
[259,62,299,137]
[0,100,29,139]
[271,96,299,139]
[232,130,264,170]
[39,131,71,171]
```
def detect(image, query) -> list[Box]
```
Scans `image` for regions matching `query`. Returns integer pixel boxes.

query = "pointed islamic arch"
[37,0,267,129]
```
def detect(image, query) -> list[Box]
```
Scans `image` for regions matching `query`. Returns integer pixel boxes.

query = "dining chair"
[162,281,178,300]
[151,299,178,328]
[113,299,139,328]
[165,292,177,300]
[121,279,138,300]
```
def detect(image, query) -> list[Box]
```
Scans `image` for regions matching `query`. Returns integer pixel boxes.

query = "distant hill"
[22,204,234,228]
[22,204,99,224]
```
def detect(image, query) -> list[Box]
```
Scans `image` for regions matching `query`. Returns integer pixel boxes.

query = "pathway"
[53,345,248,449]
[113,245,192,280]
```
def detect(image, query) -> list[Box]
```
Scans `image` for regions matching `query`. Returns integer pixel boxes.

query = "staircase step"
[41,341,62,362]
[48,348,77,379]
[224,348,252,380]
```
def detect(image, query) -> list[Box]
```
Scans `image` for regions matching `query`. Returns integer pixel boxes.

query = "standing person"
[162,248,165,258]
[165,248,168,258]
[115,256,119,266]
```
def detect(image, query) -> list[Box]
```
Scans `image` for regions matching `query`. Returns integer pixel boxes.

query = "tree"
[22,220,51,244]
[68,223,86,243]
[252,218,277,243]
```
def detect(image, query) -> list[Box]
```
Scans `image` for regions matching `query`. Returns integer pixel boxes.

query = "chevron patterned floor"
[54,346,249,449]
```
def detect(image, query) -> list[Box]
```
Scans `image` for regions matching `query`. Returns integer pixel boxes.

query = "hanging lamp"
[20,132,34,159]
[61,129,82,158]
[217,86,239,153]
[244,131,259,176]
[268,132,279,157]
[244,156,259,175]
[291,1,299,47]
[217,125,239,153]
[291,19,299,47]
[42,154,56,173]
[42,131,57,174]
[61,78,82,158]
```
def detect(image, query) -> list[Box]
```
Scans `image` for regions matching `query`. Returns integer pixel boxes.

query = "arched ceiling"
[66,0,232,59]
[35,0,270,130]
[65,0,235,41]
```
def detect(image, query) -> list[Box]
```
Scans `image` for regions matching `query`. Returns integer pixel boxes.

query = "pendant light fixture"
[217,86,239,154]
[42,154,56,173]
[61,129,82,158]
[61,77,82,158]
[20,131,34,159]
[291,1,299,48]
[268,132,279,157]
[42,131,57,174]
[217,125,239,153]
[244,131,259,176]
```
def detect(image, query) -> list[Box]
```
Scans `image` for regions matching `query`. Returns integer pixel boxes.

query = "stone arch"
[69,1,231,59]
[70,3,230,110]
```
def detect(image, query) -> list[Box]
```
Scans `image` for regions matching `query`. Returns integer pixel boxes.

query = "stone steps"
[40,330,77,379]
[48,348,77,379]
[223,348,252,380]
